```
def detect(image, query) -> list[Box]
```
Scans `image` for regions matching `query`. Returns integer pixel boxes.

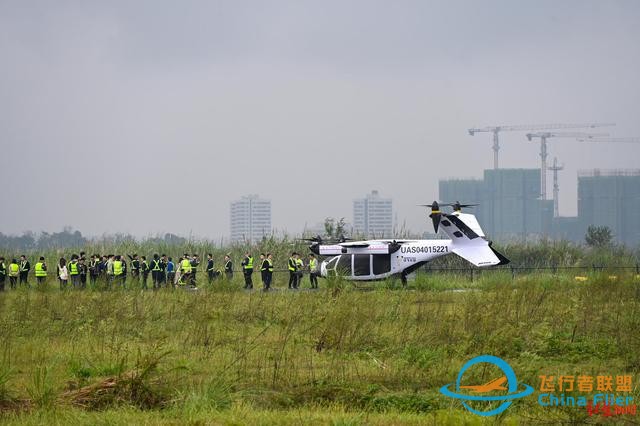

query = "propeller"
[296,235,324,244]
[450,201,478,213]
[417,201,442,233]
[418,200,479,232]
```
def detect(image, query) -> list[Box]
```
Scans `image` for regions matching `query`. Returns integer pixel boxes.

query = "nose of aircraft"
[320,260,328,277]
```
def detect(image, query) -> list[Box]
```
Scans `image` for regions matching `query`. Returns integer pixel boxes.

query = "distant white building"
[353,190,393,238]
[230,195,272,243]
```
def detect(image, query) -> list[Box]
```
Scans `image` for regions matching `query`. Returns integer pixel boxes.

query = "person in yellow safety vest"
[241,252,254,290]
[112,255,124,287]
[0,257,6,291]
[308,254,319,289]
[296,256,304,287]
[151,254,162,289]
[288,252,299,289]
[179,255,192,287]
[8,259,19,289]
[35,256,48,286]
[69,255,81,289]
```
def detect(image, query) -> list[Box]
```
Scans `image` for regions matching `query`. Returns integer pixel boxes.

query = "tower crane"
[525,132,609,200]
[548,157,564,218]
[468,122,615,169]
[576,137,640,144]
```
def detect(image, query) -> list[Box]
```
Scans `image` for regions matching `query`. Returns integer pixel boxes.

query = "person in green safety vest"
[296,256,304,286]
[140,256,149,289]
[308,254,319,289]
[35,256,48,286]
[241,252,254,290]
[69,255,81,289]
[179,255,192,287]
[8,259,19,289]
[112,255,124,287]
[0,257,6,291]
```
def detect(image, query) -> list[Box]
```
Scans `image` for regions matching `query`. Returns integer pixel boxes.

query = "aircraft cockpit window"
[337,255,352,275]
[326,257,339,270]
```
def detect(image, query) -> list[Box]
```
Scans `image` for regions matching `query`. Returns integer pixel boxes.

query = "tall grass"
[0,273,638,423]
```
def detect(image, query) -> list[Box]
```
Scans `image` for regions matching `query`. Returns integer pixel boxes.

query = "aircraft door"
[353,254,371,277]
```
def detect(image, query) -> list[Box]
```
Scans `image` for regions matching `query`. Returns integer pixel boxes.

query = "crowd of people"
[0,251,320,292]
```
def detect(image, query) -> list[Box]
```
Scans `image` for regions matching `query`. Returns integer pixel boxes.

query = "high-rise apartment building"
[353,190,393,238]
[230,195,272,243]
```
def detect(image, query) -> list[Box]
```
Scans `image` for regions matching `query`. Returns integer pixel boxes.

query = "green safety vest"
[181,259,192,273]
[9,263,19,277]
[69,262,79,276]
[35,262,47,277]
[267,259,273,272]
[151,260,161,271]
[288,258,296,271]
[296,259,303,270]
[309,258,317,271]
[113,261,123,276]
[244,257,253,270]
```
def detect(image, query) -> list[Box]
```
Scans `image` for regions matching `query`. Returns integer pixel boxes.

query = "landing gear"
[400,272,408,287]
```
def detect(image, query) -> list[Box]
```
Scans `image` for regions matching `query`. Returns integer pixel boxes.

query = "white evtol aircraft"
[307,201,509,284]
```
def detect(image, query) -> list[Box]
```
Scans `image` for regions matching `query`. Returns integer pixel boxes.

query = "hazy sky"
[1,1,639,239]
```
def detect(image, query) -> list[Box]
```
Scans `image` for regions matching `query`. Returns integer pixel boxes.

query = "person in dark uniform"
[129,254,140,281]
[160,254,168,286]
[241,252,253,289]
[206,253,217,284]
[288,252,299,289]
[19,255,30,286]
[140,256,149,289]
[224,254,233,281]
[190,254,200,286]
[0,257,6,291]
[78,257,88,289]
[261,253,274,291]
[89,255,100,287]
[151,254,162,289]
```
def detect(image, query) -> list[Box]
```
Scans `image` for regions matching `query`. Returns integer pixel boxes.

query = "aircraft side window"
[372,254,391,274]
[353,254,370,276]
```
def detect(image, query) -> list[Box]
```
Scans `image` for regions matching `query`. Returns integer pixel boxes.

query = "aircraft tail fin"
[438,212,509,267]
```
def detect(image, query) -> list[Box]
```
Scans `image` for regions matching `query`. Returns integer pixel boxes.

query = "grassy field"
[0,272,639,425]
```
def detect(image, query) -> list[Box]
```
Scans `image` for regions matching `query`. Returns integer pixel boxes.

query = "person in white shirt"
[57,258,69,290]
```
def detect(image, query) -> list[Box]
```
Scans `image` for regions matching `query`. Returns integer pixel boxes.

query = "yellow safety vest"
[267,259,273,272]
[288,258,296,271]
[309,259,317,271]
[244,257,253,270]
[35,262,47,277]
[9,263,19,277]
[151,260,161,271]
[181,259,192,273]
[69,262,79,276]
[113,261,123,276]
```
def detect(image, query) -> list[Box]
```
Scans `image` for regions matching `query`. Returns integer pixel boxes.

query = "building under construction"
[439,169,552,241]
[440,168,640,246]
[578,170,640,246]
